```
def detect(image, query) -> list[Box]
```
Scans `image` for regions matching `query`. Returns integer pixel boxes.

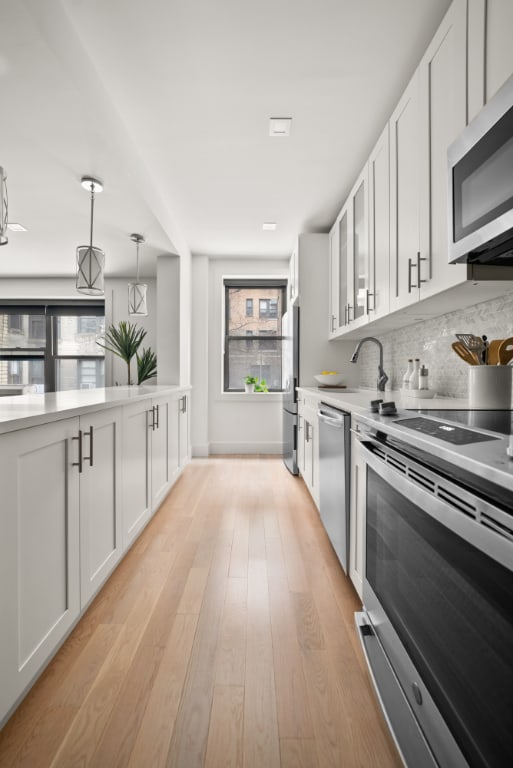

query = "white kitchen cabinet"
[297,411,305,476]
[349,426,365,599]
[389,70,422,313]
[328,206,351,336]
[79,407,123,608]
[418,0,468,299]
[468,0,513,122]
[348,165,370,329]
[178,392,190,468]
[0,417,80,725]
[368,124,390,320]
[298,395,319,509]
[150,393,180,512]
[288,244,299,306]
[122,399,152,547]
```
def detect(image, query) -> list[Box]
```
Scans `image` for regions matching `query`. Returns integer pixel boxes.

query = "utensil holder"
[468,365,513,408]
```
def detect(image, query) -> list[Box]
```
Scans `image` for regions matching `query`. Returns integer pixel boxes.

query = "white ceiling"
[1,0,452,278]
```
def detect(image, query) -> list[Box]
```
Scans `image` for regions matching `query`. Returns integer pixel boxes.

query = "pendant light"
[76,176,105,295]
[128,233,148,316]
[0,166,8,246]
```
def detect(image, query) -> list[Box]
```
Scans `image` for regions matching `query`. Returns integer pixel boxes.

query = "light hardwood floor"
[0,457,402,768]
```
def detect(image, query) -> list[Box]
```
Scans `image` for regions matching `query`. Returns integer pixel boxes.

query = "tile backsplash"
[354,291,513,397]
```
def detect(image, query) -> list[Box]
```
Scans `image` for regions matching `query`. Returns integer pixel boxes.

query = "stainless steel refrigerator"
[282,305,299,474]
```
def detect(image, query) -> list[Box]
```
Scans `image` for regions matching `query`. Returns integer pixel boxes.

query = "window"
[223,280,285,392]
[259,298,278,318]
[0,303,105,393]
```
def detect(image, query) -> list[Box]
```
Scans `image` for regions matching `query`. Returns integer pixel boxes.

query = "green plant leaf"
[96,321,146,363]
[136,347,158,384]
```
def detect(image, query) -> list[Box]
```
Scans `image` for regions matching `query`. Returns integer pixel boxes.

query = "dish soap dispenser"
[402,359,414,390]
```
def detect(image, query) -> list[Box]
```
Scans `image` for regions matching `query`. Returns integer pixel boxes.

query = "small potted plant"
[244,375,258,393]
[96,320,146,385]
[254,377,269,393]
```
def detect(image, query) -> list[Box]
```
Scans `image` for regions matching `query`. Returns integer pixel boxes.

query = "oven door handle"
[356,434,512,569]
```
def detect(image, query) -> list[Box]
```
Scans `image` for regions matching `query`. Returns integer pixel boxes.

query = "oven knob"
[412,682,423,706]
[370,399,383,413]
[379,401,397,416]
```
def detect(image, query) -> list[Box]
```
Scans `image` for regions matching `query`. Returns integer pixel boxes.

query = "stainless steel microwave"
[448,72,513,265]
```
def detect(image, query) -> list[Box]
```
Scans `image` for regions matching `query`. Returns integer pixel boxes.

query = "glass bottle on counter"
[408,358,421,390]
[402,359,414,389]
[419,365,429,390]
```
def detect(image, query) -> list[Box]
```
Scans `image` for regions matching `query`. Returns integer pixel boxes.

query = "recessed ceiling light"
[7,223,27,232]
[263,222,277,231]
[269,117,292,137]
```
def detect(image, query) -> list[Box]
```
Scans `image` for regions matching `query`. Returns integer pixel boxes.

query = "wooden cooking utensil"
[451,341,479,365]
[498,337,513,365]
[485,339,503,366]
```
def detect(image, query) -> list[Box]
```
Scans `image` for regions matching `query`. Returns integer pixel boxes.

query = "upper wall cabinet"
[468,0,513,122]
[288,244,299,306]
[368,124,390,321]
[390,0,467,311]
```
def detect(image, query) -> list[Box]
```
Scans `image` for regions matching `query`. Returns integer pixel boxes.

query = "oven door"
[357,433,513,768]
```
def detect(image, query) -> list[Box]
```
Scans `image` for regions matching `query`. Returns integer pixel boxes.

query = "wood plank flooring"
[0,457,402,768]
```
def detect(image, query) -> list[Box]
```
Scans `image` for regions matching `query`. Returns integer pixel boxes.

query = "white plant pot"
[245,383,255,393]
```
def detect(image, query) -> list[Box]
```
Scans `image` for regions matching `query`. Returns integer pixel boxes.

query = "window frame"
[0,301,105,393]
[223,279,286,393]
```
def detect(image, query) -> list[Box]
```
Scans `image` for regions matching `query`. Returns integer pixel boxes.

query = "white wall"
[190,256,289,456]
[156,255,180,384]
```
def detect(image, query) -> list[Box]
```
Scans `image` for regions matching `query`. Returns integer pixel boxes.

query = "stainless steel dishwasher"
[317,403,350,572]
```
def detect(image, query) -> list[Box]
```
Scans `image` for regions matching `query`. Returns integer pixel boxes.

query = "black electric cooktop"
[396,416,502,445]
[409,409,513,436]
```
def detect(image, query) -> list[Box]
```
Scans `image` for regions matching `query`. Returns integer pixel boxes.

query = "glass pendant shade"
[77,176,104,295]
[128,233,148,315]
[76,245,105,294]
[128,280,148,315]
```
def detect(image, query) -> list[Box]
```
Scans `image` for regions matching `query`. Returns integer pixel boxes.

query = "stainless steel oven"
[354,412,513,768]
[448,72,513,265]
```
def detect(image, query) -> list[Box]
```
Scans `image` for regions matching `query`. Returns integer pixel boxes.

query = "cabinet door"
[0,418,80,725]
[288,245,299,306]
[349,165,370,328]
[151,394,180,511]
[349,429,365,599]
[79,407,123,608]
[122,400,151,547]
[419,0,468,299]
[368,124,390,320]
[485,0,513,103]
[328,222,339,336]
[303,417,314,492]
[297,411,305,475]
[389,70,421,312]
[178,393,190,468]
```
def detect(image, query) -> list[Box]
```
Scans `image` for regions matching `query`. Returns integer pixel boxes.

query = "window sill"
[216,392,283,403]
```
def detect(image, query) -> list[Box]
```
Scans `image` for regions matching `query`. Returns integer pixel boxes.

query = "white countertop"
[297,387,470,415]
[0,385,191,435]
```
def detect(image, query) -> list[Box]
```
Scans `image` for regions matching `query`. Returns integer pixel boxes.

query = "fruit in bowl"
[314,372,344,386]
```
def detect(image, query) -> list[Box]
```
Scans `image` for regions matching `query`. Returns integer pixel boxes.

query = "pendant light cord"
[136,240,140,282]
[89,183,95,248]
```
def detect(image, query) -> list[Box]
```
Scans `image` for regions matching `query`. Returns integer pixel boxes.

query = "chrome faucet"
[350,336,389,392]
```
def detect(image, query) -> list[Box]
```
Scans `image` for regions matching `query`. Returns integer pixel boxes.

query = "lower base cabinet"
[0,418,81,726]
[122,399,152,548]
[0,387,191,727]
[298,396,319,508]
[79,406,123,608]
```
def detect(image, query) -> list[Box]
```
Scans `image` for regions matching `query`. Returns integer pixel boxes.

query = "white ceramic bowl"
[314,373,344,386]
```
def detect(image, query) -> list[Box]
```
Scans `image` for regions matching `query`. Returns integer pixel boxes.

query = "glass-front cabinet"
[329,165,370,338]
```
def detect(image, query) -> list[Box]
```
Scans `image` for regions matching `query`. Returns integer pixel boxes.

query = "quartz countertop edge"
[296,387,471,414]
[0,385,191,435]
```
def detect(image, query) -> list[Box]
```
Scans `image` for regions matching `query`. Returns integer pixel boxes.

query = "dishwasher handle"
[317,408,347,428]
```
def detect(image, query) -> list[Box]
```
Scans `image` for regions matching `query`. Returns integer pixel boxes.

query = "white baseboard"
[209,441,283,455]
[192,443,210,457]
